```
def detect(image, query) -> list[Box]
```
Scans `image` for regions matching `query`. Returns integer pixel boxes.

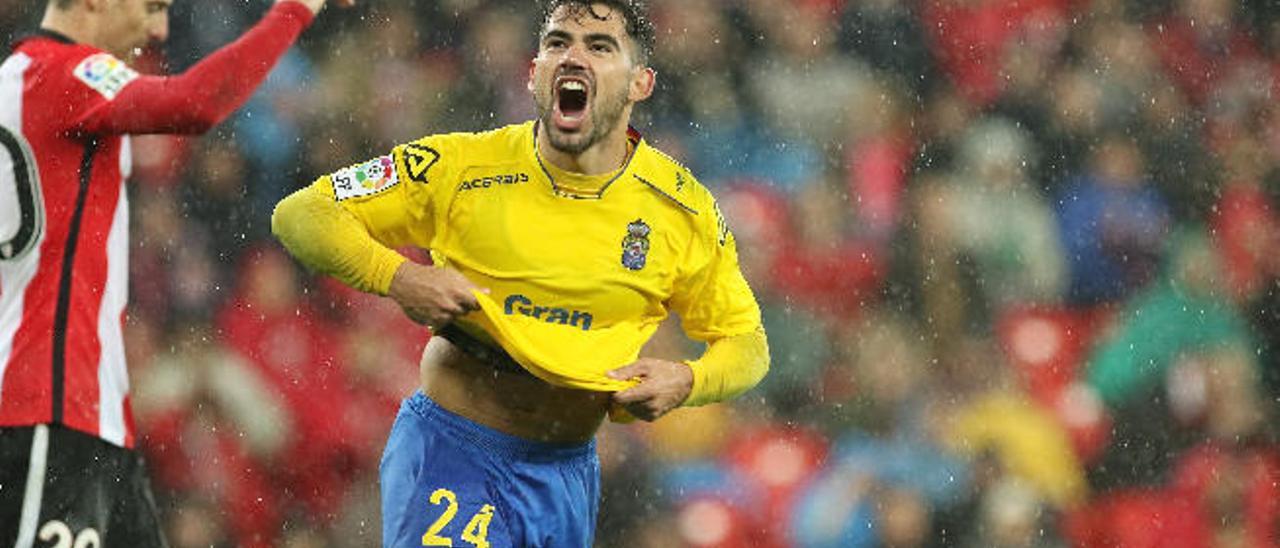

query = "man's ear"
[527,59,536,93]
[629,66,655,102]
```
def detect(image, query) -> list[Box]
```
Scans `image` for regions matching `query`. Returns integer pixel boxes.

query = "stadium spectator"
[1056,131,1172,305]
[916,118,1065,347]
[217,246,363,522]
[1085,229,1259,409]
[745,0,872,153]
[838,0,935,97]
[1150,0,1262,106]
[1085,229,1263,491]
[922,0,1070,106]
[133,322,286,547]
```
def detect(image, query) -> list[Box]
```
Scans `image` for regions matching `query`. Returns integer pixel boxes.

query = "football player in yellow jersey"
[272,1,768,546]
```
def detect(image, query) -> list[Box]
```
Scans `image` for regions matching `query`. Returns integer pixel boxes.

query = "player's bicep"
[56,52,140,135]
[62,52,229,136]
[63,54,224,136]
[75,74,216,135]
[671,200,762,341]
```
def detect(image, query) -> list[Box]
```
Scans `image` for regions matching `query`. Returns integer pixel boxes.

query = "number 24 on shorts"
[422,488,496,547]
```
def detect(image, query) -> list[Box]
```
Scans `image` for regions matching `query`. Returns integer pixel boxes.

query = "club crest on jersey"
[621,219,651,271]
[331,156,399,201]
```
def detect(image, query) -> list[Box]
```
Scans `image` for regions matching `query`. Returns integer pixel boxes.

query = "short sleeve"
[669,188,763,342]
[310,136,454,250]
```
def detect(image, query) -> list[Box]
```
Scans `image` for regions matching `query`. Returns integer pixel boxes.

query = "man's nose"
[558,59,589,80]
[149,17,169,44]
[560,43,590,67]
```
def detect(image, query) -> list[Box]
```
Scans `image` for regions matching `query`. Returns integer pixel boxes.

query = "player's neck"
[537,122,632,176]
[40,6,102,52]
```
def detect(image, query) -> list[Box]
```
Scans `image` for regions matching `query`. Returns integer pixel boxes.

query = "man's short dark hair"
[539,0,655,64]
[51,0,76,9]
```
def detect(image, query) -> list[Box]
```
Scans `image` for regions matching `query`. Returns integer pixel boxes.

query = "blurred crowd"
[6,0,1280,546]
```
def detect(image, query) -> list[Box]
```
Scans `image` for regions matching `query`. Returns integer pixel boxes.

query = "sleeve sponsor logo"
[331,155,399,201]
[72,53,139,100]
[401,143,440,184]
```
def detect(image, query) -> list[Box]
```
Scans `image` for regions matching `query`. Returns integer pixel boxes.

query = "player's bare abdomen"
[418,336,610,443]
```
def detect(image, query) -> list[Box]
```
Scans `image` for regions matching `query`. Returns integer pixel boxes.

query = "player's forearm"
[272,185,406,295]
[682,327,769,407]
[77,2,314,134]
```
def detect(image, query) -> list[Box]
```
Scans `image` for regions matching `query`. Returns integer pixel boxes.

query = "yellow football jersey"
[312,121,762,391]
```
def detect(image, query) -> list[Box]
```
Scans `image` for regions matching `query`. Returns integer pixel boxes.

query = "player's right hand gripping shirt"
[315,122,761,391]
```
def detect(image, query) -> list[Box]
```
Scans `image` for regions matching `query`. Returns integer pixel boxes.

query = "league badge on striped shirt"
[621,219,651,271]
[72,53,139,100]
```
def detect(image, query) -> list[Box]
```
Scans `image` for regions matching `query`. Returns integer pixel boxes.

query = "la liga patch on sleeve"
[72,53,139,100]
[330,156,400,201]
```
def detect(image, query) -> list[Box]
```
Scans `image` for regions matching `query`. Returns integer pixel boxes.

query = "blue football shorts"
[380,391,600,548]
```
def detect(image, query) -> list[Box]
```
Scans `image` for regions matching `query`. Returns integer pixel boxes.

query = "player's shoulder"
[11,37,135,99]
[397,121,533,159]
[393,122,531,179]
[391,121,533,186]
[630,138,715,216]
[13,33,95,61]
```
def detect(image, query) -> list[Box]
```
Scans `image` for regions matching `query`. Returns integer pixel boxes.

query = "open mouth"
[553,77,591,132]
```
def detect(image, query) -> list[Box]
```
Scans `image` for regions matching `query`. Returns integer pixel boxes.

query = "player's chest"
[437,166,690,299]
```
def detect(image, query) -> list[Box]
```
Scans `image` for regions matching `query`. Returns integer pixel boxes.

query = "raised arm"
[74,1,326,135]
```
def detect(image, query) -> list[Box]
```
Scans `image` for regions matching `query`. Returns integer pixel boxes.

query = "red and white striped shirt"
[0,2,314,447]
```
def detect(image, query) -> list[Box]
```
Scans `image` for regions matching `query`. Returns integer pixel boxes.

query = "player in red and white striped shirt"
[0,0,350,545]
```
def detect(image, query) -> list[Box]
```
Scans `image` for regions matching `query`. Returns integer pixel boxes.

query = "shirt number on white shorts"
[38,520,100,548]
[422,487,496,547]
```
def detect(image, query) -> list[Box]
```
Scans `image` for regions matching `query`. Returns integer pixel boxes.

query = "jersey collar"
[530,121,643,200]
[13,28,77,49]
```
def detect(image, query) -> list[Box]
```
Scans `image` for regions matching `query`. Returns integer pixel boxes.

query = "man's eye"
[591,43,611,53]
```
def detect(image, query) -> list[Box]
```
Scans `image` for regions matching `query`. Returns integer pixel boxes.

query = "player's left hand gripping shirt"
[315,122,762,391]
